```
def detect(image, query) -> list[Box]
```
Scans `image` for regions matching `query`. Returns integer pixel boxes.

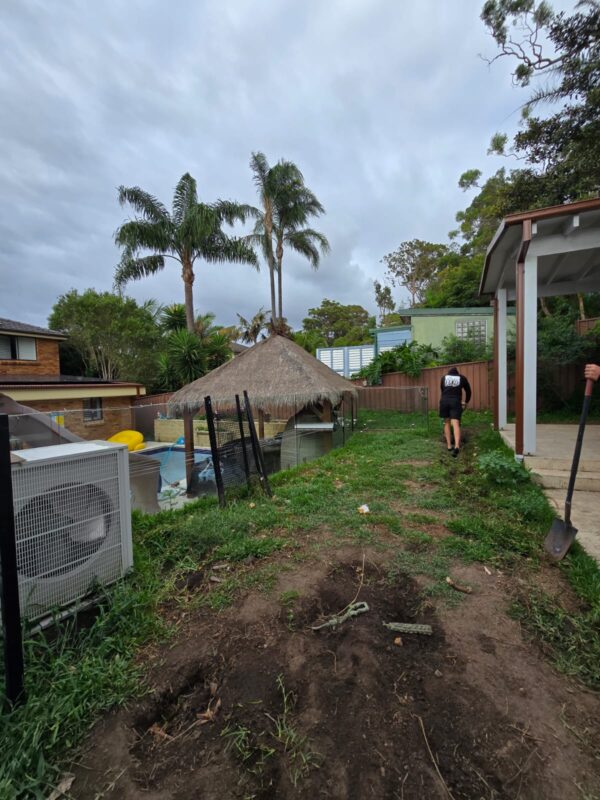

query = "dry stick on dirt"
[445,576,472,594]
[313,553,366,629]
[412,714,456,800]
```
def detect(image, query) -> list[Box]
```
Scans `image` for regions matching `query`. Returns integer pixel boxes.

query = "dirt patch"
[70,551,599,800]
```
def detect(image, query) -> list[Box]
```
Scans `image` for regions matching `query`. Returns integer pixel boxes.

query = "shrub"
[477,451,530,487]
[355,342,438,385]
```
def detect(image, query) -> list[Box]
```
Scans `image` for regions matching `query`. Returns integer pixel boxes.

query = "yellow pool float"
[107,430,145,451]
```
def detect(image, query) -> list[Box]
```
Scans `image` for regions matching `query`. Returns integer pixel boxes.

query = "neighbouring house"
[316,307,517,377]
[0,318,146,440]
[384,307,516,351]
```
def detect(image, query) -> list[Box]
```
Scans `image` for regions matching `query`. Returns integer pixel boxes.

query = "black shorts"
[439,399,462,420]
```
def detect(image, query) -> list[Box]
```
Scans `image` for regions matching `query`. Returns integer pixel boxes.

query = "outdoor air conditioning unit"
[8,441,133,623]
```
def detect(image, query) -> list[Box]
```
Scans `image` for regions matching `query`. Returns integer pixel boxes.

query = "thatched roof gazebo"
[169,335,357,489]
[169,335,357,416]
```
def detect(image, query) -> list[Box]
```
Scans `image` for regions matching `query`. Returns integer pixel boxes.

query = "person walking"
[439,366,471,457]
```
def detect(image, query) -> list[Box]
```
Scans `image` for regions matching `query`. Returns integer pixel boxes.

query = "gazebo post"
[183,410,195,493]
[257,409,265,439]
[493,289,508,430]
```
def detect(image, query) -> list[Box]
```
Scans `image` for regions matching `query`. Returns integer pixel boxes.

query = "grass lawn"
[1,410,599,798]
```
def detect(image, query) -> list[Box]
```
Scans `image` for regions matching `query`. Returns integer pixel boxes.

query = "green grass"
[1,409,599,797]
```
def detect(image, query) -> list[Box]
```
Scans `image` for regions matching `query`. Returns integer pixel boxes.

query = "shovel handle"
[564,379,595,524]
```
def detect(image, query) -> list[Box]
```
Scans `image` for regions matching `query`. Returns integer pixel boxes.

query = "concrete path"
[500,424,600,563]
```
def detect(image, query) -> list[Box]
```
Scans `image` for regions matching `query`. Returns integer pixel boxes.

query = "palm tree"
[236,307,268,344]
[114,173,258,333]
[247,153,329,331]
[273,178,329,328]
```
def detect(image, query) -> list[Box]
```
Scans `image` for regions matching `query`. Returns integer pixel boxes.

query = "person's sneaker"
[452,447,460,458]
[447,448,454,454]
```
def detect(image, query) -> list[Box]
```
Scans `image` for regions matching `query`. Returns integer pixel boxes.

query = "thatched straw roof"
[168,335,357,414]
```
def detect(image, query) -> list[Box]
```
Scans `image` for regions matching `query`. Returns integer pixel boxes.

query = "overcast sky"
[0,0,570,331]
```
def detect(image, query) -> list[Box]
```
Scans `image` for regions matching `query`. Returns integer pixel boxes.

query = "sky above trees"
[0,0,577,329]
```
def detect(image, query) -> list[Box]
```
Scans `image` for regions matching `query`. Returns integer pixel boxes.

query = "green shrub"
[477,451,530,487]
[355,342,437,384]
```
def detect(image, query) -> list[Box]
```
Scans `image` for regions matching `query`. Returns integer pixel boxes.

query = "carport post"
[494,288,508,430]
[523,252,538,455]
[515,220,532,457]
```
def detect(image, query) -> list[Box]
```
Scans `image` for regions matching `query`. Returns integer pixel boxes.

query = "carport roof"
[480,197,600,299]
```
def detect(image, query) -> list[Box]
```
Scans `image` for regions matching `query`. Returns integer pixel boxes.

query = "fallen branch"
[446,576,472,594]
[311,601,369,631]
[383,622,432,636]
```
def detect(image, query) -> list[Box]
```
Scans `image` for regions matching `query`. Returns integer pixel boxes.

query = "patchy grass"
[1,409,599,798]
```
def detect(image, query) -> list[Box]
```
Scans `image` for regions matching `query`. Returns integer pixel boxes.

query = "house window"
[83,398,103,422]
[0,335,37,361]
[455,319,487,346]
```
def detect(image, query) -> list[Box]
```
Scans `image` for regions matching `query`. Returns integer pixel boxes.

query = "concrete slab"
[544,489,600,563]
[499,424,600,563]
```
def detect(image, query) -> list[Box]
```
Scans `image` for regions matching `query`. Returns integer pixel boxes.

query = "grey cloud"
[0,0,541,332]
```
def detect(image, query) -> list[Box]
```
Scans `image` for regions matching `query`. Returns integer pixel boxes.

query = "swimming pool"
[146,445,211,486]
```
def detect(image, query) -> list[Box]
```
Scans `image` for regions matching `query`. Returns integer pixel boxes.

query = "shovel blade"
[544,517,578,561]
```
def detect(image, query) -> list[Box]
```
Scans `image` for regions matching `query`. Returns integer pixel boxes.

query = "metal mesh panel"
[9,447,130,621]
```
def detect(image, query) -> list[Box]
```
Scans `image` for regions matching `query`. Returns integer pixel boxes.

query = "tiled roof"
[0,318,66,339]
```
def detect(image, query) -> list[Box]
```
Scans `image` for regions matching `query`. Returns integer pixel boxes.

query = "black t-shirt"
[440,373,472,404]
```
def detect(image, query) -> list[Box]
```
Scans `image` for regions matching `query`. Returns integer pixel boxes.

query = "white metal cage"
[7,441,133,622]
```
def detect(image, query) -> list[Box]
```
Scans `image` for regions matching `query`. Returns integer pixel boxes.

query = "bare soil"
[70,549,600,800]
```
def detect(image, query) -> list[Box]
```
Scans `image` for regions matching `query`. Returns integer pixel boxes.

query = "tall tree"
[302,299,372,346]
[49,289,162,386]
[247,153,329,330]
[236,307,268,344]
[373,280,395,322]
[481,0,600,203]
[382,240,449,306]
[114,173,257,333]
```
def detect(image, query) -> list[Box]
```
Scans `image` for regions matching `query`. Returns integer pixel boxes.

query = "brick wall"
[23,396,133,441]
[0,338,61,376]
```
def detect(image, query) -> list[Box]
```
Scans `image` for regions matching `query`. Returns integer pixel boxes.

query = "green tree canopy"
[302,299,372,346]
[292,330,327,355]
[481,0,600,203]
[49,290,162,386]
[382,240,449,307]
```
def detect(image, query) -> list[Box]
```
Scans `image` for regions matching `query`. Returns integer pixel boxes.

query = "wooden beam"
[515,220,532,457]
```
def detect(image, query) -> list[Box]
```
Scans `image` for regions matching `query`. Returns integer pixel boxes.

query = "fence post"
[243,391,272,497]
[0,414,26,708]
[235,394,252,490]
[204,396,226,508]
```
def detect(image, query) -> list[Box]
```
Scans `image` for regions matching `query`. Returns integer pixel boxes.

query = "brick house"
[0,318,146,440]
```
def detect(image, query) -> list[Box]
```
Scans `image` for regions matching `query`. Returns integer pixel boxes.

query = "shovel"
[544,378,595,560]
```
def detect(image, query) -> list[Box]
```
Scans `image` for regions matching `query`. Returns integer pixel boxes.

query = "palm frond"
[117,186,170,222]
[177,202,219,252]
[284,228,330,268]
[201,236,259,269]
[214,200,261,226]
[114,219,174,253]
[114,254,165,288]
[172,173,198,225]
[250,152,270,190]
